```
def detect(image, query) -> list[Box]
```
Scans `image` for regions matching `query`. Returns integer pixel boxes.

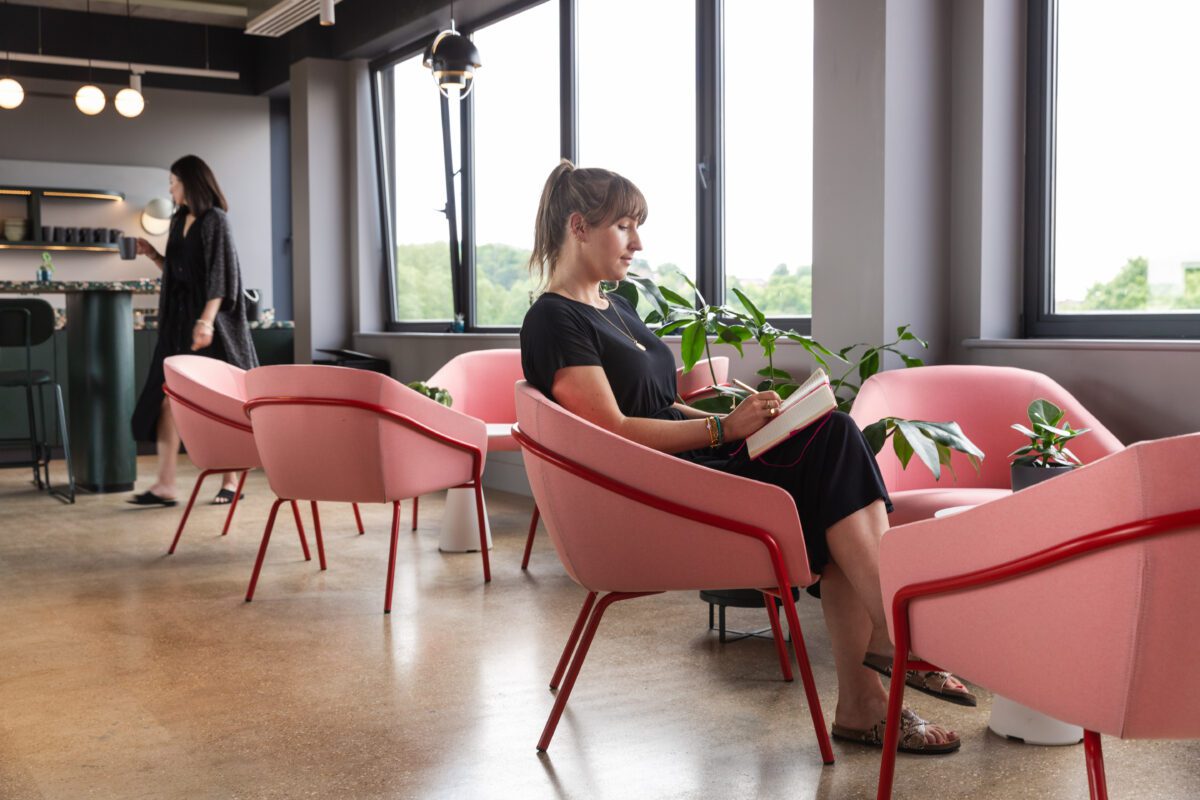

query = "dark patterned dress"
[131,208,258,442]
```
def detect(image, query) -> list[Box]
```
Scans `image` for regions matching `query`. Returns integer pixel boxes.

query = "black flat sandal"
[127,491,178,507]
[212,488,245,505]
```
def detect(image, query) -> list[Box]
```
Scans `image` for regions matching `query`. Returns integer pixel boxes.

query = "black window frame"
[1023,0,1200,339]
[371,0,813,334]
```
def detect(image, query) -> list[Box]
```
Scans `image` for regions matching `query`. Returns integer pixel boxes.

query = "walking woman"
[520,160,973,755]
[129,155,258,507]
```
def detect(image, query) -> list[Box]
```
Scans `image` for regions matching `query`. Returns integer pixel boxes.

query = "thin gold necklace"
[593,297,647,351]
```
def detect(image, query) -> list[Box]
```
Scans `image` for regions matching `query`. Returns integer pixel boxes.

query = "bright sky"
[392,0,814,285]
[1055,0,1200,303]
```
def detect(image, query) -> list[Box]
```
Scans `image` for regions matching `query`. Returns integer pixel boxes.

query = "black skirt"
[679,410,893,596]
[130,333,230,443]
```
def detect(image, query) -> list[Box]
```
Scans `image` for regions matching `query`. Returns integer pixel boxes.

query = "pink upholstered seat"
[513,381,833,760]
[873,432,1200,799]
[848,365,1123,522]
[428,348,524,451]
[163,355,263,554]
[243,364,491,612]
[676,355,730,401]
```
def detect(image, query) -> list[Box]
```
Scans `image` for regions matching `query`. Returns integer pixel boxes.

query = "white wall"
[0,77,273,307]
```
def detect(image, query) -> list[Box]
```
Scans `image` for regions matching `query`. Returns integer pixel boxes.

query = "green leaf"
[624,273,670,315]
[858,350,881,382]
[1011,423,1038,439]
[1012,454,1040,467]
[756,366,792,380]
[731,287,767,326]
[643,309,663,325]
[690,396,734,414]
[680,321,707,372]
[899,354,924,368]
[659,285,695,309]
[657,319,690,336]
[895,419,942,480]
[909,420,985,459]
[1027,398,1062,427]
[862,419,891,455]
[892,428,915,470]
[611,280,640,310]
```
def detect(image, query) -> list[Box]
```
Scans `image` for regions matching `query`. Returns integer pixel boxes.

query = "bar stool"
[0,298,75,502]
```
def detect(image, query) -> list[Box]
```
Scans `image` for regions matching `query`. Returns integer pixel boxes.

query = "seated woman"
[519,160,973,755]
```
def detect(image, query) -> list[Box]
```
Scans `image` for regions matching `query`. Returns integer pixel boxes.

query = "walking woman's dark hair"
[528,159,647,290]
[170,154,228,217]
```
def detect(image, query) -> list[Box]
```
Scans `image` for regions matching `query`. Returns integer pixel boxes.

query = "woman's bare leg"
[148,398,179,499]
[821,501,956,743]
[220,471,239,493]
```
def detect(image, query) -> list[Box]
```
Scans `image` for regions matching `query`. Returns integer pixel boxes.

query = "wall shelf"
[1,186,127,253]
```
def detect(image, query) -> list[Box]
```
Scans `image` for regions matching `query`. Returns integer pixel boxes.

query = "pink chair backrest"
[882,433,1200,739]
[427,348,523,424]
[244,365,487,504]
[163,355,261,470]
[849,365,1122,491]
[676,356,730,398]
[514,381,814,594]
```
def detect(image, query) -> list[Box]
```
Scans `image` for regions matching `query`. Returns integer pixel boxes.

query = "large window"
[1025,0,1200,337]
[378,53,456,324]
[724,0,814,318]
[471,2,559,327]
[373,0,816,331]
[578,0,696,301]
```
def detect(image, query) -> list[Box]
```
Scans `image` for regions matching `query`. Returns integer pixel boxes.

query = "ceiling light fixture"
[141,197,174,235]
[422,1,481,99]
[0,0,24,109]
[113,0,143,117]
[75,0,105,115]
[319,0,334,27]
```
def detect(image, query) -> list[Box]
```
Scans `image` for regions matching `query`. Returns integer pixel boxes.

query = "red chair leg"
[538,591,657,752]
[778,589,835,765]
[245,498,284,602]
[877,648,910,798]
[762,592,794,682]
[290,500,311,561]
[474,482,491,583]
[310,501,327,571]
[411,496,419,531]
[550,591,597,689]
[220,470,249,537]
[167,469,219,554]
[384,501,401,614]
[352,503,364,535]
[521,505,540,570]
[1085,730,1108,800]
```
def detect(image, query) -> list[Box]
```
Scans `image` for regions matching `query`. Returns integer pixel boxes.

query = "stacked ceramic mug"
[3,218,29,242]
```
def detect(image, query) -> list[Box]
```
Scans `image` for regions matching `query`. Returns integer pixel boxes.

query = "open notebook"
[744,368,838,460]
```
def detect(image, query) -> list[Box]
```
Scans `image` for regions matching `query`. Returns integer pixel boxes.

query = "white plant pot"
[988,694,1083,745]
[438,487,492,553]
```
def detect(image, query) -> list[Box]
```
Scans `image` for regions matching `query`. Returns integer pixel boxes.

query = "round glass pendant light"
[75,84,106,115]
[141,197,174,235]
[115,73,144,118]
[0,76,22,109]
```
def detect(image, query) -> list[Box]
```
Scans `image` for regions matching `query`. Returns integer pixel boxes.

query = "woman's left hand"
[191,321,214,351]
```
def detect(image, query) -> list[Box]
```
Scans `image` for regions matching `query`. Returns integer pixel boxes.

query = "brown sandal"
[862,652,978,707]
[831,708,961,755]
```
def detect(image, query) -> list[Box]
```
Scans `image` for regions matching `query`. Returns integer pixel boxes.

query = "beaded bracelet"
[705,416,720,448]
[194,319,214,331]
[713,415,724,446]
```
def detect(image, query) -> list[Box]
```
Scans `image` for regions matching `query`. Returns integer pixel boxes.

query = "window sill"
[964,337,1200,352]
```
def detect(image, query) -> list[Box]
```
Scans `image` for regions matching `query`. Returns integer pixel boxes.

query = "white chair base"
[438,487,493,552]
[988,694,1083,745]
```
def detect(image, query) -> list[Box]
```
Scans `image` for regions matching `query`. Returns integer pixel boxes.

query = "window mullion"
[696,0,722,305]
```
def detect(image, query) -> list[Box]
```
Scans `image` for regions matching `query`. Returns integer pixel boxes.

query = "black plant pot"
[1010,463,1075,492]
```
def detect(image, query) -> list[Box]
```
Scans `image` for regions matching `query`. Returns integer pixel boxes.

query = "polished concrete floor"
[1,458,1198,800]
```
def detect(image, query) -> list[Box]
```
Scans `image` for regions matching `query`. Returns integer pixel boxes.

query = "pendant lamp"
[422,3,481,98]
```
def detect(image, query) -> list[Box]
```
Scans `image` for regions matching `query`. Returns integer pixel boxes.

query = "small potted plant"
[406,381,452,407]
[1009,398,1090,491]
[37,252,55,283]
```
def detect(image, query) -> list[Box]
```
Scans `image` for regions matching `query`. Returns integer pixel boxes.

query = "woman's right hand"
[721,390,783,442]
[135,237,156,256]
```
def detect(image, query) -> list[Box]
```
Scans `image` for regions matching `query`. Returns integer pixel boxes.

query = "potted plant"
[1009,398,1090,491]
[406,381,452,407]
[614,274,984,482]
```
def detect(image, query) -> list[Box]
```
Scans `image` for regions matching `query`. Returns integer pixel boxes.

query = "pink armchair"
[520,356,732,570]
[163,355,318,557]
[513,381,834,761]
[874,433,1200,799]
[848,365,1123,525]
[243,365,490,613]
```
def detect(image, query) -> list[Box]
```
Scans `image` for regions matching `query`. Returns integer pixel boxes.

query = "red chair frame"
[162,384,364,555]
[877,507,1200,800]
[242,395,490,613]
[512,425,834,763]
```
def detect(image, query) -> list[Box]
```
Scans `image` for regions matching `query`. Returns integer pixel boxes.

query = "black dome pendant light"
[422,0,481,98]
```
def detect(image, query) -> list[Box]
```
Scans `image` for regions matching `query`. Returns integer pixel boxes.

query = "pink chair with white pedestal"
[848,365,1123,525]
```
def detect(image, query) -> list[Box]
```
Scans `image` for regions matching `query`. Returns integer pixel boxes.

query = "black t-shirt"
[520,292,681,420]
